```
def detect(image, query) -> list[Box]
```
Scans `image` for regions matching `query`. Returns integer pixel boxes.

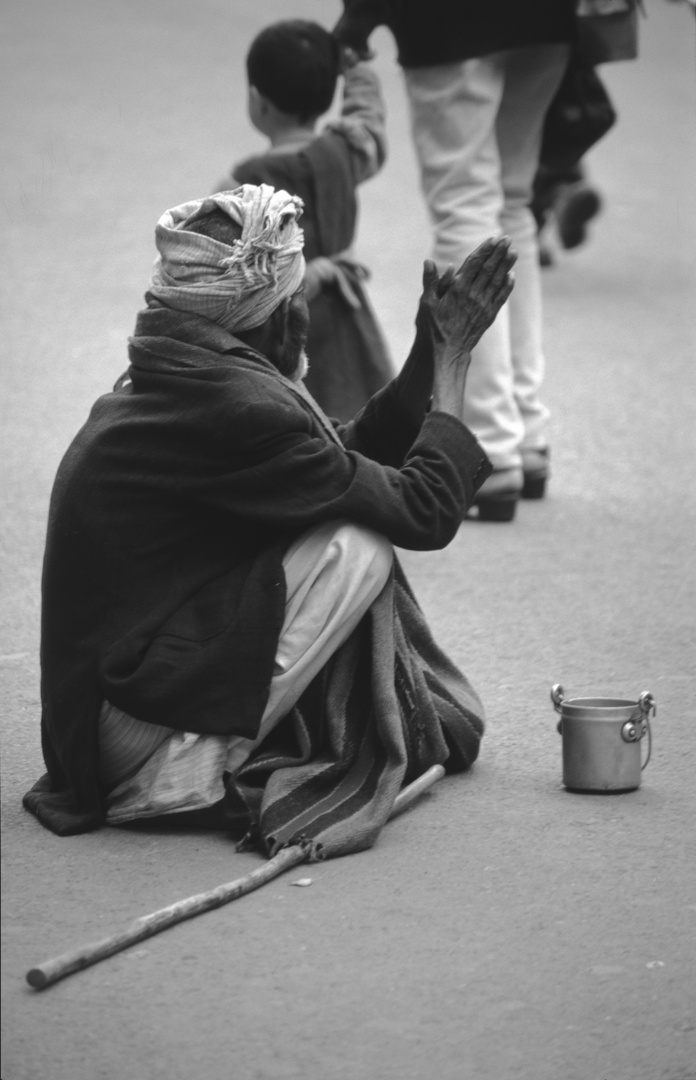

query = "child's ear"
[248,85,267,115]
[247,84,268,134]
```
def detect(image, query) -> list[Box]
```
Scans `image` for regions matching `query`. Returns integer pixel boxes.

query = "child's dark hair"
[247,20,340,123]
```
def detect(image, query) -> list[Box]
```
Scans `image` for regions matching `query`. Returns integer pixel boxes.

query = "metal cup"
[551,685,654,793]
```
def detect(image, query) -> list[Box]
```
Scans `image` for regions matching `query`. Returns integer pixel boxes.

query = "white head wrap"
[149,184,306,333]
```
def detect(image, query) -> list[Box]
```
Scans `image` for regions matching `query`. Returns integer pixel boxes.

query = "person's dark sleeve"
[337,381,426,466]
[335,297,445,468]
[214,381,490,551]
[333,1,393,52]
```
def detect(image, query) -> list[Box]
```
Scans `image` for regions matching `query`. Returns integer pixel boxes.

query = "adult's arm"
[333,1,393,57]
[338,238,517,465]
[209,370,484,551]
[236,238,510,536]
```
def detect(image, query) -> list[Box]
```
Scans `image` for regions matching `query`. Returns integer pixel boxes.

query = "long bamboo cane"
[26,763,445,990]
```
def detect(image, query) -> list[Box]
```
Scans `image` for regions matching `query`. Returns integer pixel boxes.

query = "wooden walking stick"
[26,764,445,990]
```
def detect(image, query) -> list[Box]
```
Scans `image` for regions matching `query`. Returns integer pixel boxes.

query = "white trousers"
[101,522,393,823]
[404,45,569,467]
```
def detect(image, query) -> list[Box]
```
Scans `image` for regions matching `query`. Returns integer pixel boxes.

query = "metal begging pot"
[551,685,655,793]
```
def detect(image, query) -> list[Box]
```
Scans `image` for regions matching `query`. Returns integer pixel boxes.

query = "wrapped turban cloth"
[149,184,306,333]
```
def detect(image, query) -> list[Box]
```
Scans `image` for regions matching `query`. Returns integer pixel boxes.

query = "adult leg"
[496,44,569,479]
[404,58,525,478]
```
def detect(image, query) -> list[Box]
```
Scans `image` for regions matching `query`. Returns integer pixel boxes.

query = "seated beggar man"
[23,184,516,860]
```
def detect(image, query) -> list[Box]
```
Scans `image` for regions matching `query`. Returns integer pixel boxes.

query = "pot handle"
[638,691,654,716]
[638,691,655,770]
[551,684,564,715]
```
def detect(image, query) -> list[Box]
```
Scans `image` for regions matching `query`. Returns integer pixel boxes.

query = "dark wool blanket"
[224,558,484,860]
[24,306,490,841]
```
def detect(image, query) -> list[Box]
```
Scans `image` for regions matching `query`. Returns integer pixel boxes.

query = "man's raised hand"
[433,237,517,354]
[396,241,517,422]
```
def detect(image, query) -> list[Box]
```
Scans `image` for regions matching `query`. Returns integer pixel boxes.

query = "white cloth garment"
[404,45,569,467]
[149,184,306,333]
[101,521,393,823]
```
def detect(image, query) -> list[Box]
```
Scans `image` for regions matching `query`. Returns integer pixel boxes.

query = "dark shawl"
[24,305,490,837]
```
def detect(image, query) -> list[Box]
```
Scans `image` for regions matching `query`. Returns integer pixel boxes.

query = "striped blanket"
[228,558,484,860]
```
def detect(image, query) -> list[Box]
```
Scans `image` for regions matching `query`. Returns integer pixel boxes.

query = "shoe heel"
[476,492,519,523]
[522,474,547,500]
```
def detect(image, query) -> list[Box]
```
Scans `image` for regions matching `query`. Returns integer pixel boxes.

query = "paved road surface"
[2,3,695,1079]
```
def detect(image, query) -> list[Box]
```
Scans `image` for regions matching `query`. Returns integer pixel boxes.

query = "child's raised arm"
[325,59,387,184]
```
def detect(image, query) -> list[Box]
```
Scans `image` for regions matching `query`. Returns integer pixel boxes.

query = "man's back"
[40,323,297,786]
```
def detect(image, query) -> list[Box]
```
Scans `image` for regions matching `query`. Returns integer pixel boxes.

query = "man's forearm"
[390,301,435,425]
[392,302,472,424]
[431,345,470,416]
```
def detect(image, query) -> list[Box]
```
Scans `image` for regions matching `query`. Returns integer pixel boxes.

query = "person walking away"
[216,19,394,422]
[335,1,575,519]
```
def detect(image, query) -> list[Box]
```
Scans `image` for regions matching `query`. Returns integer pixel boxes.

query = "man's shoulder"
[217,359,309,412]
[53,362,319,503]
[170,356,320,444]
[84,356,311,440]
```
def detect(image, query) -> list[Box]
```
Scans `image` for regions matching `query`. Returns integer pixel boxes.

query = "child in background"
[216,19,393,421]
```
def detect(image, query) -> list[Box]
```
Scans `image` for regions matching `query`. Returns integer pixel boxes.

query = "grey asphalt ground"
[2,3,695,1079]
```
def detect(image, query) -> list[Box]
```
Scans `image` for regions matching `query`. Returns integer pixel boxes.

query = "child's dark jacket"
[228,64,393,421]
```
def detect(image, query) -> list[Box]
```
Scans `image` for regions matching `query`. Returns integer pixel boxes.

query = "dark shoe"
[555,184,602,250]
[521,447,550,499]
[474,467,523,522]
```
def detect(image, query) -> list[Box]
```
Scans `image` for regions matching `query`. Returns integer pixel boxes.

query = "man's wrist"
[431,347,471,416]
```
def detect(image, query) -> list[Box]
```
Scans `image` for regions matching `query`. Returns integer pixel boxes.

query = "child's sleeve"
[325,62,387,184]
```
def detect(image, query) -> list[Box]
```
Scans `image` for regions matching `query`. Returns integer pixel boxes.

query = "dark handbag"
[576,0,640,65]
[540,54,617,172]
